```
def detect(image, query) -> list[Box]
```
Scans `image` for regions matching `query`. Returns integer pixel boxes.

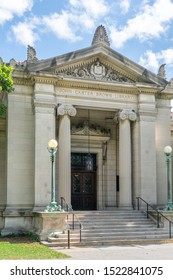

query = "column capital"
[57,104,77,117]
[119,109,137,122]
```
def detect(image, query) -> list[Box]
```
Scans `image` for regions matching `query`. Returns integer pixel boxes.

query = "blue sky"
[1,0,173,80]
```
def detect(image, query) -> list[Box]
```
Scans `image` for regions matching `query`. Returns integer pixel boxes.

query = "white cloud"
[160,49,173,64]
[139,48,173,76]
[11,18,39,46]
[69,0,109,18]
[0,0,33,24]
[69,0,78,6]
[139,50,160,71]
[43,0,109,43]
[43,12,82,42]
[120,0,131,14]
[77,13,95,30]
[109,0,173,48]
[3,0,110,47]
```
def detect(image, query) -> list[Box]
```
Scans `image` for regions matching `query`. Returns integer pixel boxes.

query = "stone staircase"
[45,209,173,247]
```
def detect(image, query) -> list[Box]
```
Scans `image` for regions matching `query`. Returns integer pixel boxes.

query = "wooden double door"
[71,171,96,210]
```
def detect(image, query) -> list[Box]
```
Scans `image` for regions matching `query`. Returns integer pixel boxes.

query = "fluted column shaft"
[119,109,137,207]
[57,104,76,206]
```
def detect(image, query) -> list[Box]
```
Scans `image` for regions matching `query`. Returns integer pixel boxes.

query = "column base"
[163,202,173,211]
[45,201,64,212]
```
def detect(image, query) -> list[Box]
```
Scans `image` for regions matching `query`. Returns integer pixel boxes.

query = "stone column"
[119,109,137,207]
[57,104,76,206]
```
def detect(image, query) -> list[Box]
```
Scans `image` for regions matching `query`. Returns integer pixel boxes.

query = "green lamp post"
[163,146,173,211]
[45,139,63,212]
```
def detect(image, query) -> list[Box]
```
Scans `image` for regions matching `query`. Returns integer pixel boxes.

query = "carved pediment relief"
[71,121,111,137]
[56,58,135,83]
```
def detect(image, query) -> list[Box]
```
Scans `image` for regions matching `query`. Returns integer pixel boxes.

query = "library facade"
[0,26,173,234]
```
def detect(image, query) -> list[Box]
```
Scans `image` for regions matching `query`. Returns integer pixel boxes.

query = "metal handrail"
[60,197,83,248]
[60,197,73,212]
[67,213,83,248]
[136,197,173,238]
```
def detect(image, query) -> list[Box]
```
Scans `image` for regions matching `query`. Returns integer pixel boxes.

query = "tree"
[0,64,14,116]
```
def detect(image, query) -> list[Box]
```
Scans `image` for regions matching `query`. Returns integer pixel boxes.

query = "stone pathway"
[52,242,173,260]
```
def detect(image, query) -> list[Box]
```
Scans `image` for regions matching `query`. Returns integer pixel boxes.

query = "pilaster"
[33,83,57,211]
[156,98,172,206]
[0,117,6,212]
[137,92,157,205]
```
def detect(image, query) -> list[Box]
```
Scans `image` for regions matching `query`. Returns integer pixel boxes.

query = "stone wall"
[2,85,35,234]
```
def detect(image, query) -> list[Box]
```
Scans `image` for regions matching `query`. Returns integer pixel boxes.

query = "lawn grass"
[0,236,70,260]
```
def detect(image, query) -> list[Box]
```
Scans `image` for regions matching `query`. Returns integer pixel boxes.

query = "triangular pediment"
[55,57,135,83]
[27,43,168,87]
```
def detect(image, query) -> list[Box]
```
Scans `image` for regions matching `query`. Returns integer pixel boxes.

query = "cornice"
[156,93,173,100]
[13,77,34,86]
[13,72,62,87]
[156,82,173,100]
[13,70,165,96]
[30,73,62,85]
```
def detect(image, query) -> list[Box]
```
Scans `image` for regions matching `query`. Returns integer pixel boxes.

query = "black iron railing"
[136,197,173,239]
[60,197,83,248]
[60,197,73,212]
[67,213,82,248]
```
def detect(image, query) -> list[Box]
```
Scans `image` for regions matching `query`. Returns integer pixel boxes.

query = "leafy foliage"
[0,64,14,116]
[0,64,14,92]
[0,103,7,115]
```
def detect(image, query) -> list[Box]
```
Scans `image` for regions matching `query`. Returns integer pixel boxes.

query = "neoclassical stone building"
[0,25,173,233]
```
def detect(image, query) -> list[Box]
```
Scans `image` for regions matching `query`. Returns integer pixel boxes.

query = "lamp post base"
[163,202,173,211]
[45,201,64,212]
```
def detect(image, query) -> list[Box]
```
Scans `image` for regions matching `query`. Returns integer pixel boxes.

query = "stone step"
[48,232,169,243]
[67,217,155,222]
[68,212,148,217]
[53,228,168,237]
[49,233,170,242]
[47,233,171,247]
[45,210,173,247]
[68,219,156,224]
[68,225,160,231]
[67,225,158,231]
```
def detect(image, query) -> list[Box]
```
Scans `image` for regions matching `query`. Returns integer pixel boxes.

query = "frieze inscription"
[56,88,137,101]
